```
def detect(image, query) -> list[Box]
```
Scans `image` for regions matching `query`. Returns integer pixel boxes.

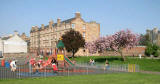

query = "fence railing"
[76,62,139,72]
[0,61,139,80]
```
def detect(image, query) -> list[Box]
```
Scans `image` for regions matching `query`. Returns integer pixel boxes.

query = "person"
[34,63,40,74]
[10,60,17,72]
[89,59,93,65]
[29,58,36,73]
[139,54,142,59]
[51,58,58,73]
[92,59,95,65]
[104,60,110,70]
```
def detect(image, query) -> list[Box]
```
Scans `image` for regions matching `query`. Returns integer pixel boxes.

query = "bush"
[145,43,160,57]
[145,43,153,56]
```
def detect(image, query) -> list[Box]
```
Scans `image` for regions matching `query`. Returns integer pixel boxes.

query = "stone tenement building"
[146,28,160,46]
[20,33,30,42]
[30,12,100,55]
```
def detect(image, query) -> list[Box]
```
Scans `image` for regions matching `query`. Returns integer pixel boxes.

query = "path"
[139,70,160,75]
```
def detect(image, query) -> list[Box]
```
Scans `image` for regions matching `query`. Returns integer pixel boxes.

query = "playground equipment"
[1,59,5,67]
[27,39,75,73]
[54,39,74,69]
[128,64,136,72]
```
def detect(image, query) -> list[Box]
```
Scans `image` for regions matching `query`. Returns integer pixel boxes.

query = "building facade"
[0,31,27,54]
[30,12,100,55]
[20,33,30,42]
[146,28,160,46]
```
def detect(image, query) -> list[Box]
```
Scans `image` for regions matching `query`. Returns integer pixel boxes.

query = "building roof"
[36,18,76,31]
[61,18,75,23]
[30,14,87,33]
[1,37,11,40]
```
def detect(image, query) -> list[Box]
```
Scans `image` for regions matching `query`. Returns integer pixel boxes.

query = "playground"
[0,54,139,79]
[0,52,139,79]
[0,49,97,78]
[0,40,139,79]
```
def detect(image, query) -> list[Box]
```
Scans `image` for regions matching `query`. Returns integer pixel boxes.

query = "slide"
[64,56,74,66]
[42,58,52,67]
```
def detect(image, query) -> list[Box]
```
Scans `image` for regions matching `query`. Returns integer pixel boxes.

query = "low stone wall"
[75,46,146,57]
[99,46,146,56]
[3,53,28,60]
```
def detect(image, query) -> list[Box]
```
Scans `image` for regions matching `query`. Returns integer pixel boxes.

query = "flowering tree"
[85,29,139,61]
[85,41,97,54]
[111,29,139,61]
[85,36,115,54]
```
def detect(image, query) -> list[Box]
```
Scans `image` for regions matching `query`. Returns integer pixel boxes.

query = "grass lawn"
[70,56,160,72]
[0,73,160,84]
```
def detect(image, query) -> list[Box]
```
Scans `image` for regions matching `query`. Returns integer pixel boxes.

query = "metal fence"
[0,61,139,80]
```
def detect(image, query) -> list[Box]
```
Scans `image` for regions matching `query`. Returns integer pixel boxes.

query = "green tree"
[139,34,150,46]
[152,44,160,57]
[62,29,85,57]
[145,43,160,57]
[145,43,153,56]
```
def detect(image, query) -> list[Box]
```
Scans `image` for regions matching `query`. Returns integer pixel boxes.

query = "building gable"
[4,34,27,46]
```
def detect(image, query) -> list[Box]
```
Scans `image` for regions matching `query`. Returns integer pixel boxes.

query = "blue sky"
[0,0,160,36]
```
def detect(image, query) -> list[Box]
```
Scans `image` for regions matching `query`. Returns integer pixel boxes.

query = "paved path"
[0,66,117,80]
[1,65,160,80]
[140,70,160,75]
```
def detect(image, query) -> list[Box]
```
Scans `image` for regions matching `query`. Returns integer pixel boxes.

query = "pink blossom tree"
[85,29,139,61]
[110,29,139,61]
[85,41,97,54]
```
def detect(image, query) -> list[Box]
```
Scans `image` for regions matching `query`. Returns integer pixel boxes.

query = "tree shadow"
[94,57,123,63]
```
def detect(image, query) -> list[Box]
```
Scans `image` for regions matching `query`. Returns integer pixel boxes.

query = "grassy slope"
[0,73,160,84]
[71,56,160,72]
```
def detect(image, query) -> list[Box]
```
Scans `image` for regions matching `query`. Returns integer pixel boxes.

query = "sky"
[0,0,160,37]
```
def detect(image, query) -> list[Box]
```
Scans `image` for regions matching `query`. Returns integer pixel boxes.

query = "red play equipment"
[28,48,74,72]
[1,59,5,67]
[27,39,75,72]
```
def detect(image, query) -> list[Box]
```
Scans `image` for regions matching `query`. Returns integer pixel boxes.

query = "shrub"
[145,43,160,57]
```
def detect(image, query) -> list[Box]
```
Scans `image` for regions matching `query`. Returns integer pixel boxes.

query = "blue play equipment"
[5,61,10,68]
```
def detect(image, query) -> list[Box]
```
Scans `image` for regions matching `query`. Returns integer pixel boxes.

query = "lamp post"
[2,40,4,58]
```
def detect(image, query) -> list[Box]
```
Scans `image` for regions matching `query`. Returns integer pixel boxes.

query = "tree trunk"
[72,50,75,58]
[119,50,126,61]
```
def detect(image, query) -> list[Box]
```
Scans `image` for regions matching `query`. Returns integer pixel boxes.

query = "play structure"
[26,39,75,73]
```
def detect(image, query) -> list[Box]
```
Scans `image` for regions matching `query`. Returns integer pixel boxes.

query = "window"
[83,25,86,29]
[67,24,70,28]
[83,32,85,38]
[72,23,75,29]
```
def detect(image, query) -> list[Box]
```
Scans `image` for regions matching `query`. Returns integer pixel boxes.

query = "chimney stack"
[35,26,38,31]
[49,20,54,28]
[57,18,61,26]
[41,24,44,29]
[75,12,81,18]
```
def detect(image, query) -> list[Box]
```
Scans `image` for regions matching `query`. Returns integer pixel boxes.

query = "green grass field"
[0,73,160,84]
[70,56,160,72]
[1,56,160,84]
